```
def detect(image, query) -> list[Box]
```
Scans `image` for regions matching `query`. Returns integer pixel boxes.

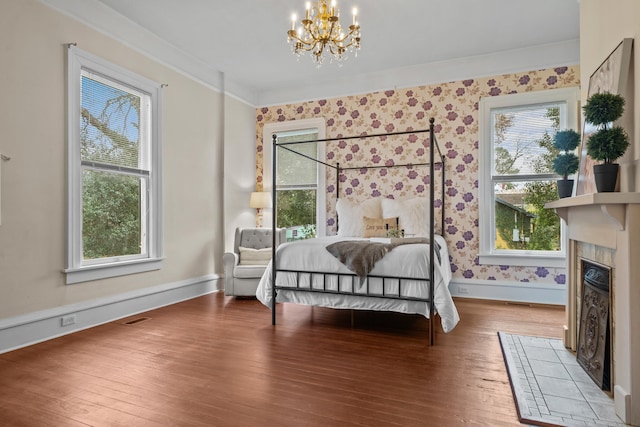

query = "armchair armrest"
[223,252,239,271]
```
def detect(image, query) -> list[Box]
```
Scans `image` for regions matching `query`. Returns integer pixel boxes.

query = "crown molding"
[39,0,578,108]
[257,39,580,106]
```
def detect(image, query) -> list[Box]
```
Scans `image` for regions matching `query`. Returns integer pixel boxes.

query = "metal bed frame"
[269,118,445,345]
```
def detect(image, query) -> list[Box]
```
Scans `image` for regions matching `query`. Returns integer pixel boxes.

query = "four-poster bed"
[256,118,459,344]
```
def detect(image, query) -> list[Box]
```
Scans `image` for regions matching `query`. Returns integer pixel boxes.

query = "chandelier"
[287,0,361,65]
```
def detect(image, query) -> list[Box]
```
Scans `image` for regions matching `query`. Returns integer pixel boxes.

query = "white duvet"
[256,235,460,333]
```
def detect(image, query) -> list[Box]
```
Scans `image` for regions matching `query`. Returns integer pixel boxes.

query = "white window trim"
[263,118,326,237]
[65,46,163,284]
[478,87,579,268]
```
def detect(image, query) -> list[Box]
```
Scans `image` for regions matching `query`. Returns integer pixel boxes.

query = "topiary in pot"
[582,92,630,192]
[552,129,580,198]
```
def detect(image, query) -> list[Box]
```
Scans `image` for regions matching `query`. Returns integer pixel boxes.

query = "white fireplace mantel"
[546,192,640,425]
[547,192,640,232]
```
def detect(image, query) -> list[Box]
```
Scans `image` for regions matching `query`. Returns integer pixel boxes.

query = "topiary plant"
[582,92,629,164]
[552,129,580,180]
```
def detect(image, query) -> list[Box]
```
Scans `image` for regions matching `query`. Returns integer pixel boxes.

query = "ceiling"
[42,0,580,106]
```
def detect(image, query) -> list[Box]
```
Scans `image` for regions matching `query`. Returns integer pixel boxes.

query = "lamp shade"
[250,191,271,209]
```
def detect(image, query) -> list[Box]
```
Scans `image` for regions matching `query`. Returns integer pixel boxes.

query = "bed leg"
[429,313,435,346]
[272,298,276,325]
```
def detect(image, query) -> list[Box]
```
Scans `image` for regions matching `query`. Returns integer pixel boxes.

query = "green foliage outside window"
[276,189,316,240]
[83,171,142,259]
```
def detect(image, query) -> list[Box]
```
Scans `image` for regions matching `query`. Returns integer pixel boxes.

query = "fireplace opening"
[577,259,611,391]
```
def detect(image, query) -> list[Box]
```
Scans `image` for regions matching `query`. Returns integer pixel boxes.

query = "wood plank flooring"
[0,293,564,426]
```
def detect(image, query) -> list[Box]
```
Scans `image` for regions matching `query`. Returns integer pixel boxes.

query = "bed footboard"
[271,269,436,344]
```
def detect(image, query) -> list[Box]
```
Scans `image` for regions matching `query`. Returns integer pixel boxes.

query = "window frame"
[65,46,163,284]
[263,118,326,237]
[478,87,579,267]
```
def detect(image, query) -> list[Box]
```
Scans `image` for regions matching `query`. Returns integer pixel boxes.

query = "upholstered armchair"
[223,227,286,297]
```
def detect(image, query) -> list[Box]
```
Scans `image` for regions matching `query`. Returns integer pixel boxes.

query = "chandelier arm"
[334,26,358,44]
[327,43,338,55]
[289,33,312,49]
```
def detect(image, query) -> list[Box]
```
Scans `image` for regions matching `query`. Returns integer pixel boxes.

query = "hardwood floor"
[0,293,564,426]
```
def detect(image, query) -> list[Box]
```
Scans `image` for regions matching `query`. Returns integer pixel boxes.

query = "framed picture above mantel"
[576,38,633,195]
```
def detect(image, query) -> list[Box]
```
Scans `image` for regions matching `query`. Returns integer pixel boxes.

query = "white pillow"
[336,198,382,237]
[238,247,271,265]
[380,197,433,237]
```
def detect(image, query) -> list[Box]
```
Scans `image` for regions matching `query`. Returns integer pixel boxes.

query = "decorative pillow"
[336,198,382,237]
[238,247,271,265]
[380,197,433,237]
[362,216,399,238]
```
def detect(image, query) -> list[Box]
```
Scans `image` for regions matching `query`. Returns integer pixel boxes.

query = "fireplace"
[577,259,611,391]
[546,193,640,425]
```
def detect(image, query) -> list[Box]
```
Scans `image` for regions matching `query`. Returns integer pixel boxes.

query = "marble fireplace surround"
[547,193,640,425]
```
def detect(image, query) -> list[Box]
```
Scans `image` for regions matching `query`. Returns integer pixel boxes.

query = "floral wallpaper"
[255,65,579,285]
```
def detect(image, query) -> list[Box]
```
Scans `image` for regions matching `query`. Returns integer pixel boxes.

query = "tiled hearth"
[500,333,625,426]
[546,193,640,426]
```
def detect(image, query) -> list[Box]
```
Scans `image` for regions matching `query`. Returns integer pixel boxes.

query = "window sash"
[80,166,149,263]
[80,70,151,170]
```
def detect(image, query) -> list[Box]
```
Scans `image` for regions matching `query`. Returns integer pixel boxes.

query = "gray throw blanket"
[326,237,439,285]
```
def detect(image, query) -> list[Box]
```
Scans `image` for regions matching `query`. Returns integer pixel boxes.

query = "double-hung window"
[276,130,320,240]
[66,46,163,284]
[263,118,326,240]
[478,88,578,267]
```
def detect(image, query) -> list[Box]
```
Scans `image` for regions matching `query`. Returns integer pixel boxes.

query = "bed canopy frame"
[269,118,446,344]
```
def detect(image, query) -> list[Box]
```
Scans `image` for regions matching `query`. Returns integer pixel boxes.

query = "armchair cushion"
[238,247,271,265]
[233,265,268,278]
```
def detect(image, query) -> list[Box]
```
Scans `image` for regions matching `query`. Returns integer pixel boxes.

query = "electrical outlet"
[61,314,76,327]
[457,286,469,295]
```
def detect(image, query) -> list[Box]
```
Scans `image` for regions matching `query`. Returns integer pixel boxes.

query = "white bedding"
[256,235,460,333]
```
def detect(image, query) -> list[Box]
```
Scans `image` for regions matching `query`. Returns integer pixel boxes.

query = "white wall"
[223,96,259,252]
[0,0,225,320]
[580,0,639,191]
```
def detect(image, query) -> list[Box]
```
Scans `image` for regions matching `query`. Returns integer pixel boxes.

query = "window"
[276,131,319,240]
[263,118,326,239]
[478,88,578,267]
[66,46,163,284]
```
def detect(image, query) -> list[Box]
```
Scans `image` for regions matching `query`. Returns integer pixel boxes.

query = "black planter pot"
[594,163,619,192]
[557,179,574,198]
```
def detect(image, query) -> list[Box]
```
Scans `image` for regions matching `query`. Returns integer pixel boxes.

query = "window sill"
[64,257,163,284]
[478,253,566,268]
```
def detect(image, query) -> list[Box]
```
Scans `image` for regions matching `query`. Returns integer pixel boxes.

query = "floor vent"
[505,301,532,307]
[122,317,151,325]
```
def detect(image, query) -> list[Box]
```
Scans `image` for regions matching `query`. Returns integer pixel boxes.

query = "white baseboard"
[613,385,631,425]
[0,274,222,354]
[449,278,566,305]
